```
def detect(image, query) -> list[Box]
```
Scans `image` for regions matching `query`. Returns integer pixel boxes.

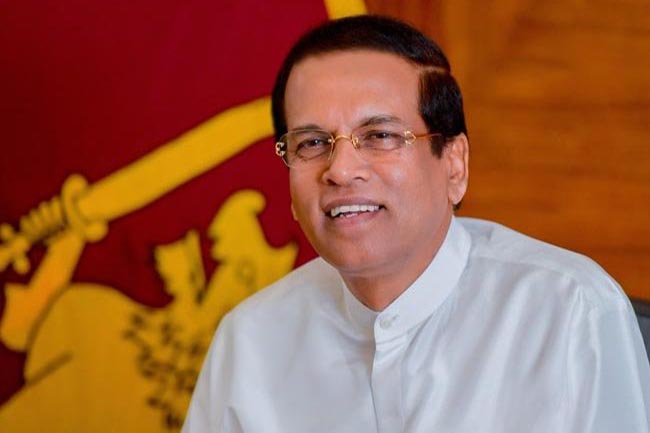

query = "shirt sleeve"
[567,298,650,433]
[182,314,243,433]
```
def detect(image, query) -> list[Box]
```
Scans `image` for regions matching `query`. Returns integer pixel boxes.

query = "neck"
[341,215,452,311]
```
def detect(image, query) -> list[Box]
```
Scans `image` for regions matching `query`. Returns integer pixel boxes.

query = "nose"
[321,135,370,186]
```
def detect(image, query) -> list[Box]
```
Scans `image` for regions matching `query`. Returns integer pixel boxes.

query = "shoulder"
[221,257,342,331]
[457,217,629,312]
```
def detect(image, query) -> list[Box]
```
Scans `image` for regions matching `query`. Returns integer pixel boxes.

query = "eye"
[289,130,332,160]
[360,129,403,150]
[297,137,328,150]
[363,129,402,140]
[367,131,393,140]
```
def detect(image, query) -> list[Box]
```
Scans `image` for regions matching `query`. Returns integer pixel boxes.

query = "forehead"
[284,50,422,130]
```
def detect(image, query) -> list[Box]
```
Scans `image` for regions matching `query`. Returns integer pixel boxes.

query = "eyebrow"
[290,123,322,131]
[358,115,402,128]
[290,115,404,132]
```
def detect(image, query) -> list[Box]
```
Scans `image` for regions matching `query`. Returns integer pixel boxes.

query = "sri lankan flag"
[0,1,365,431]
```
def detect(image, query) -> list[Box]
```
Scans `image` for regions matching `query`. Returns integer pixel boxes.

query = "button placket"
[378,314,398,330]
[371,315,406,433]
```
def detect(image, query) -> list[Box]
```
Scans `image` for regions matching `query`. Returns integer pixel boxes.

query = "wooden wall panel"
[366,0,650,301]
[361,0,445,42]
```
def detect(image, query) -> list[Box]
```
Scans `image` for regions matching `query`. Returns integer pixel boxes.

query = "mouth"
[326,204,385,219]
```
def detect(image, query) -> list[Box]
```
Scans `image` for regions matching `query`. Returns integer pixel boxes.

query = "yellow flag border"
[324,0,367,19]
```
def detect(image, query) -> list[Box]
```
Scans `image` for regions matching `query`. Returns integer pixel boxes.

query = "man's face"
[284,50,467,285]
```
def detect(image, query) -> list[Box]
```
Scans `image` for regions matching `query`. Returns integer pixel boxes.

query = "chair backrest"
[633,300,650,361]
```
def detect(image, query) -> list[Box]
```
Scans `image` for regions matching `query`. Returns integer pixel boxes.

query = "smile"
[328,204,383,218]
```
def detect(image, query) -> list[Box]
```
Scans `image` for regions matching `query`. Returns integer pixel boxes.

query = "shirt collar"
[340,216,471,342]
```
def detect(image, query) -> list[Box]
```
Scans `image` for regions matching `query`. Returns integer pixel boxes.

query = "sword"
[0,97,273,274]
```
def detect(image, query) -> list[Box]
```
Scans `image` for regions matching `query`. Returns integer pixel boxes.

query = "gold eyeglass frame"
[275,129,441,167]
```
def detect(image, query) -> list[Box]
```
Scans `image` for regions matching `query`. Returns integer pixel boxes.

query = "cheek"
[289,172,319,219]
[395,158,449,208]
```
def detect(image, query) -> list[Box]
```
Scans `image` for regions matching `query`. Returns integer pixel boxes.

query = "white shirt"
[183,217,650,433]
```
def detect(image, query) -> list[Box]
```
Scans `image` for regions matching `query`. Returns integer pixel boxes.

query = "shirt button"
[379,315,397,330]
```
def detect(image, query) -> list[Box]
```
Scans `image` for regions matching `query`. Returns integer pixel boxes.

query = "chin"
[317,245,381,276]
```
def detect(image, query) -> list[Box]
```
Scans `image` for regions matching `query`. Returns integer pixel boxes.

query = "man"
[183,15,650,433]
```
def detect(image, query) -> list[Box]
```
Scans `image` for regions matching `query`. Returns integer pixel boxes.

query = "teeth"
[329,204,380,218]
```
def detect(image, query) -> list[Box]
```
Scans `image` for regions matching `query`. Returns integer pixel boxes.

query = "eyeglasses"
[275,124,441,168]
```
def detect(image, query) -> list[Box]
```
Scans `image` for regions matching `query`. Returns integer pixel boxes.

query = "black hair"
[271,15,467,156]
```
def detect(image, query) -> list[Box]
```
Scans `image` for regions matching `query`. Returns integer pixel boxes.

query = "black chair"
[633,300,650,361]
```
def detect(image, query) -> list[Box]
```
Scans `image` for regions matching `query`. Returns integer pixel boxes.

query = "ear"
[444,133,469,207]
[290,202,298,221]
